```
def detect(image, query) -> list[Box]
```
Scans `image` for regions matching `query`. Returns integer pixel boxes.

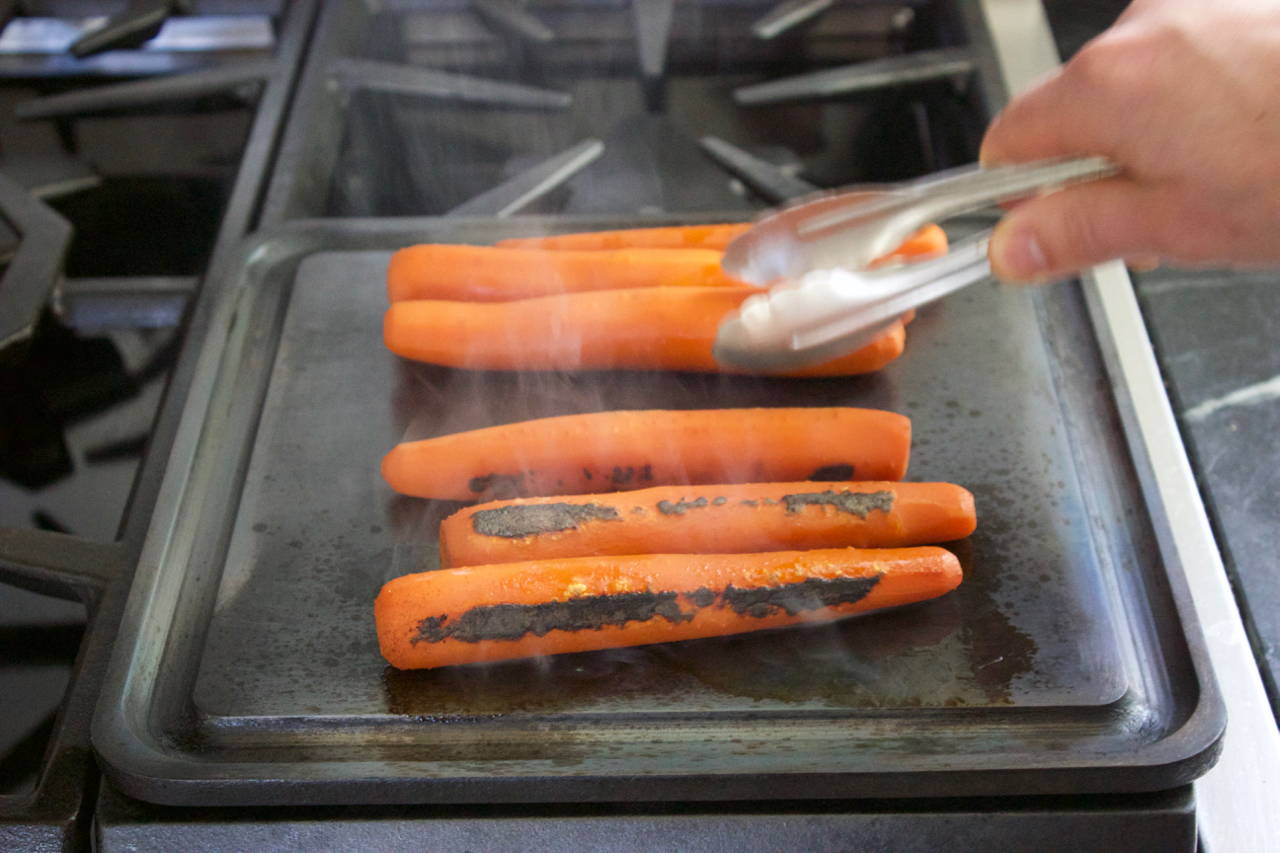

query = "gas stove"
[1,1,1277,851]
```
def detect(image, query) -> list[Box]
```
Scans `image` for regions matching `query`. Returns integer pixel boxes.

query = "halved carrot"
[495,223,751,252]
[438,481,975,568]
[375,546,963,669]
[382,407,911,501]
[382,287,905,376]
[387,244,742,302]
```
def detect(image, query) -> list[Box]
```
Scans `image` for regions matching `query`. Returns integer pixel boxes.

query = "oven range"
[1,1,1278,851]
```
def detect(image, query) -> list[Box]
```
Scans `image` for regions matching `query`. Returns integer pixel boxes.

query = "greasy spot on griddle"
[948,521,1039,705]
[656,496,709,516]
[723,575,880,618]
[654,595,961,707]
[380,644,698,718]
[809,464,854,480]
[413,590,695,644]
[469,472,527,499]
[471,502,619,538]
[781,489,894,518]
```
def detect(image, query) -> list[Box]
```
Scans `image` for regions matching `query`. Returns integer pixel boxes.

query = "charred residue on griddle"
[468,472,527,499]
[781,488,894,517]
[723,575,880,618]
[412,574,883,646]
[413,590,695,644]
[471,502,619,538]
[809,464,855,480]
[656,496,709,515]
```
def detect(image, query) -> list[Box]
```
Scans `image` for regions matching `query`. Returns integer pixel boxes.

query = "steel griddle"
[89,216,1223,806]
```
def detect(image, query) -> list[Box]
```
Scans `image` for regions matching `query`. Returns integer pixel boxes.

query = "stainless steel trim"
[978,1,1280,848]
[1084,263,1280,853]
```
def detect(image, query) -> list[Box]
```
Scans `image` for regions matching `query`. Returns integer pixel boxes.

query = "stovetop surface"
[2,0,1278,849]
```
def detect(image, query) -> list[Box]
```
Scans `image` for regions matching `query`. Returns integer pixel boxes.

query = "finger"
[987,179,1161,283]
[1125,255,1161,274]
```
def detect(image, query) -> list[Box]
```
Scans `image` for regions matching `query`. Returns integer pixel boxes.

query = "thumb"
[988,180,1152,283]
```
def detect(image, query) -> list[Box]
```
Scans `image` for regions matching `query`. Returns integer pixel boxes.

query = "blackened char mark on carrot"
[781,489,894,518]
[469,472,527,499]
[808,464,855,481]
[657,496,710,515]
[471,503,620,538]
[687,587,715,608]
[724,574,882,618]
[410,574,885,646]
[412,590,694,644]
[608,465,650,487]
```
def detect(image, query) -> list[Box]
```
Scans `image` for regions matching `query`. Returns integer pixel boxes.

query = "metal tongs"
[713,157,1119,371]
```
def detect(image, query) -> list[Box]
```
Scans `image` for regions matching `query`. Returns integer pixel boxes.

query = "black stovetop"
[2,0,1277,850]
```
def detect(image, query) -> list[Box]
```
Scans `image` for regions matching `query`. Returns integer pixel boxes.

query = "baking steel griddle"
[90,216,1223,806]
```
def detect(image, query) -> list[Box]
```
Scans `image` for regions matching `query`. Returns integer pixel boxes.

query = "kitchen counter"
[1134,267,1280,718]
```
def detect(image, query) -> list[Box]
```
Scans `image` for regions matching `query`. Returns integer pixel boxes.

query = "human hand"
[979,0,1280,283]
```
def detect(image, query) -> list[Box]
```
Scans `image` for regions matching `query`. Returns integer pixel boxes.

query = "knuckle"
[1046,204,1114,269]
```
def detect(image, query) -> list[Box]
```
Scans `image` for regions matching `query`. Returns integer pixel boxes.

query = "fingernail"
[997,228,1049,280]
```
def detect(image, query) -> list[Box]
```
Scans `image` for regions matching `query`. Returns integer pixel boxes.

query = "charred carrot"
[495,223,751,252]
[438,481,975,568]
[387,244,741,302]
[381,407,911,501]
[375,546,963,669]
[382,287,905,376]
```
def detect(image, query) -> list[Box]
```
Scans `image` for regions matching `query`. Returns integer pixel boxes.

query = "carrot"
[388,224,949,303]
[381,407,911,502]
[438,481,975,568]
[376,546,962,669]
[382,286,906,376]
[492,222,948,260]
[867,223,948,267]
[387,244,742,302]
[495,223,751,252]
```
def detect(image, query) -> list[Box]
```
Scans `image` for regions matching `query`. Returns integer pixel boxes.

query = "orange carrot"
[382,286,905,376]
[495,223,751,252]
[381,408,911,501]
[375,546,963,669]
[492,222,948,260]
[867,223,948,267]
[387,244,742,302]
[388,224,949,303]
[438,481,975,568]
